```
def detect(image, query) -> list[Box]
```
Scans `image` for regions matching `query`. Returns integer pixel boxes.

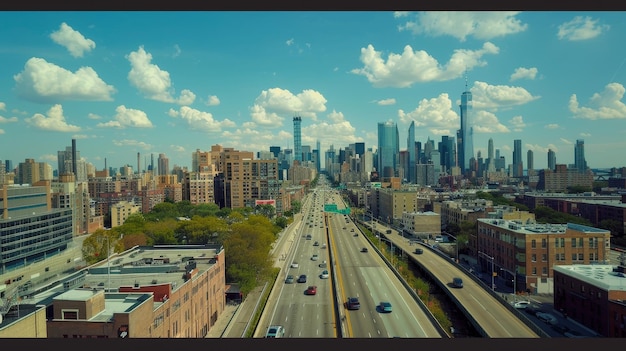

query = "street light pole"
[478,251,495,291]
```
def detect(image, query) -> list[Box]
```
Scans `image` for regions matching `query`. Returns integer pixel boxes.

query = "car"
[361,247,368,253]
[346,297,361,310]
[524,304,542,316]
[379,301,393,313]
[313,241,319,246]
[265,325,285,338]
[285,274,295,284]
[297,274,307,283]
[305,285,317,295]
[311,254,319,261]
[414,248,423,254]
[321,244,327,249]
[536,312,558,325]
[320,270,329,279]
[306,234,312,240]
[452,277,463,288]
[350,228,355,232]
[290,262,299,268]
[513,300,531,309]
[318,262,328,268]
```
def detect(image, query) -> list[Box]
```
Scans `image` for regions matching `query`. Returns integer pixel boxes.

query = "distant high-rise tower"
[407,121,416,183]
[439,135,455,174]
[458,75,474,174]
[158,153,169,176]
[574,139,587,173]
[527,149,534,173]
[512,139,523,177]
[293,115,302,163]
[548,149,556,171]
[487,138,496,173]
[377,121,399,178]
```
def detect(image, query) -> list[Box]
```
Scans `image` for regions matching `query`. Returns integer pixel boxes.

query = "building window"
[589,253,595,261]
[532,267,537,275]
[579,238,583,248]
[581,285,585,293]
[555,253,560,261]
[578,253,584,261]
[62,310,79,320]
[572,253,578,261]
[555,239,560,248]
[531,239,536,248]
[589,238,595,248]
[560,238,565,247]
[542,254,547,262]
[541,238,546,248]
[560,253,565,261]
[542,267,548,275]
[571,238,577,248]
[532,254,537,262]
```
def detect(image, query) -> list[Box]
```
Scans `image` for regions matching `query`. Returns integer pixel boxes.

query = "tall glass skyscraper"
[377,121,399,178]
[513,139,523,177]
[407,121,416,183]
[293,116,302,163]
[547,149,556,171]
[575,139,587,173]
[458,84,474,173]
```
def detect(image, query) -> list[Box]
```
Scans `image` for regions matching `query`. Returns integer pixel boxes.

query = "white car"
[320,270,329,279]
[290,262,299,268]
[536,312,558,325]
[513,300,531,309]
[311,254,319,261]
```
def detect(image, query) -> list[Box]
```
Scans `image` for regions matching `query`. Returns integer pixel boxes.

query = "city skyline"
[1,12,625,172]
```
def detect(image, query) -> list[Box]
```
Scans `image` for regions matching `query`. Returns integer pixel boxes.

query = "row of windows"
[532,253,598,262]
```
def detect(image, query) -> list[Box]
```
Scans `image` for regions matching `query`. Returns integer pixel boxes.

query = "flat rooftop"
[553,264,626,292]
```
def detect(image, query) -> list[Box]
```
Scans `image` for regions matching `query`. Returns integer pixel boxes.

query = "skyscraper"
[458,78,474,174]
[527,149,534,173]
[438,135,455,174]
[377,121,399,178]
[293,116,302,163]
[158,153,169,176]
[548,149,556,171]
[316,140,321,171]
[512,139,523,177]
[407,121,416,183]
[487,138,496,173]
[574,139,587,173]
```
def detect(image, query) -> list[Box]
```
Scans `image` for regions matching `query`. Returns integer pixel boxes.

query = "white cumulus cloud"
[510,67,538,81]
[569,83,626,120]
[50,22,96,58]
[169,106,235,132]
[558,16,609,41]
[250,87,327,127]
[397,11,527,41]
[24,104,81,132]
[126,46,195,105]
[471,81,540,110]
[96,105,154,129]
[14,57,115,103]
[351,42,499,88]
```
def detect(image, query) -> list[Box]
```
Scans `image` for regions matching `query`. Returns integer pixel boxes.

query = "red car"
[305,285,317,295]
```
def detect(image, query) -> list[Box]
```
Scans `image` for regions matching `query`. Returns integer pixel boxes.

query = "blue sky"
[1,11,625,173]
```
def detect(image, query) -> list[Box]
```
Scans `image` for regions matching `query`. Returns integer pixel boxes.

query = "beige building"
[402,211,441,239]
[110,200,141,228]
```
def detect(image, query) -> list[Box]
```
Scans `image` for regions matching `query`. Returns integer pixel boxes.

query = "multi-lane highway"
[366,221,541,338]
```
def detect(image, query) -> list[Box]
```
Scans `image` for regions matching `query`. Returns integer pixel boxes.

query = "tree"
[82,229,123,265]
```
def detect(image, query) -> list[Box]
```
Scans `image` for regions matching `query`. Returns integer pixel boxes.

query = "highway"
[366,221,541,338]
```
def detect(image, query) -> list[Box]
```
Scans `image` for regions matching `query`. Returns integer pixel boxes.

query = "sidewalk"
[206,285,265,338]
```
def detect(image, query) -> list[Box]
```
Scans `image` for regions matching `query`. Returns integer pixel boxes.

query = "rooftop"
[553,265,626,292]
